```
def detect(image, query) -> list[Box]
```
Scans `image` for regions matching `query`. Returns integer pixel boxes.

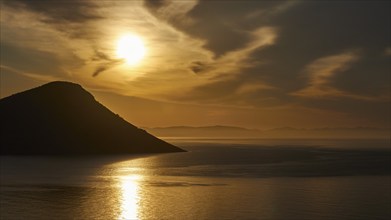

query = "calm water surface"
[1,139,390,219]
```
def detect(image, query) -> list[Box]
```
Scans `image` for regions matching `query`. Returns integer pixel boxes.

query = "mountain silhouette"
[0,81,185,155]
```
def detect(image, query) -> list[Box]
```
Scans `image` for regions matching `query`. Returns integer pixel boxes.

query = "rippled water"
[1,139,390,219]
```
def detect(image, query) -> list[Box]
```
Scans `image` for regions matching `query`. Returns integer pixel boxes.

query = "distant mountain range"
[145,125,261,138]
[146,126,390,139]
[0,81,184,155]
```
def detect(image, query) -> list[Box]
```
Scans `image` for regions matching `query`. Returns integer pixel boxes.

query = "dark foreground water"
[1,139,390,220]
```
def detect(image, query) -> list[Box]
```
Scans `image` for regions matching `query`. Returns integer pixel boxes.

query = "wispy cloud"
[143,0,198,26]
[90,49,125,77]
[245,0,300,20]
[236,82,276,95]
[3,0,101,24]
[0,65,64,82]
[292,51,388,101]
[190,27,278,78]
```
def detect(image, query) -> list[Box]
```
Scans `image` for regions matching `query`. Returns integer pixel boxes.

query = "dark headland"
[0,81,185,155]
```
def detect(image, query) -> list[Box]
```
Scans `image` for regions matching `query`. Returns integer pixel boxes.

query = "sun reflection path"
[119,175,142,220]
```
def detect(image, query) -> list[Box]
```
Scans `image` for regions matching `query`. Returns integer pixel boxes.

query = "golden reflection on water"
[118,174,142,220]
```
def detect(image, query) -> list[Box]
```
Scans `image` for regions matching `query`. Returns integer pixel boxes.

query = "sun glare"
[116,34,146,65]
[119,175,142,220]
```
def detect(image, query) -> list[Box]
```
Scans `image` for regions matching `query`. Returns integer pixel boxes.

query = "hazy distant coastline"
[146,125,390,139]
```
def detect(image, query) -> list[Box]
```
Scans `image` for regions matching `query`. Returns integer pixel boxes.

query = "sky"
[0,0,390,129]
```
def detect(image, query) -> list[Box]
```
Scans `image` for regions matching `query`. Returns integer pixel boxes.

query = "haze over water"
[1,139,390,220]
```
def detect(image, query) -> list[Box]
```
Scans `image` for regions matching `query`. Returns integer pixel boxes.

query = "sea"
[1,138,390,220]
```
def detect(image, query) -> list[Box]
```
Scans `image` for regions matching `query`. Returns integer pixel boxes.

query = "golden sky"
[1,0,390,129]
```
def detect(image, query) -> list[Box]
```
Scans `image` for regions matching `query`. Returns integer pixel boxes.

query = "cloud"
[196,1,296,58]
[0,65,64,82]
[90,49,125,77]
[143,0,295,59]
[242,0,390,95]
[236,82,275,95]
[164,26,278,105]
[92,60,124,77]
[143,0,167,10]
[2,0,104,41]
[3,0,102,24]
[143,0,198,26]
[2,0,389,113]
[292,51,388,101]
[192,27,278,79]
[292,51,359,98]
[91,49,112,62]
[189,61,209,74]
[245,0,300,20]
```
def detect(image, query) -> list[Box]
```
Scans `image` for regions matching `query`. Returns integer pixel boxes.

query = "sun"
[116,34,146,65]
